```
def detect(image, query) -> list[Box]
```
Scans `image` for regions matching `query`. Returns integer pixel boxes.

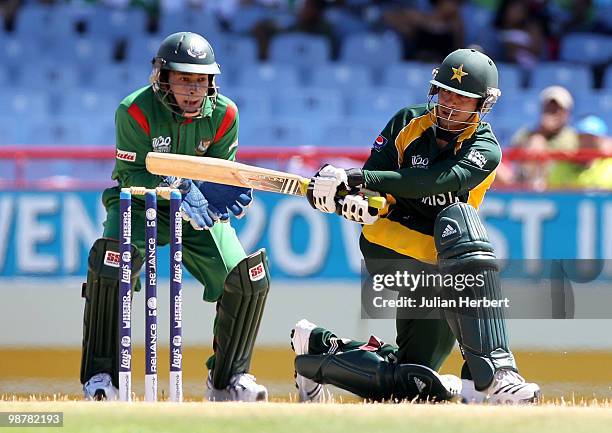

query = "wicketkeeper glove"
[195,181,253,221]
[160,176,215,230]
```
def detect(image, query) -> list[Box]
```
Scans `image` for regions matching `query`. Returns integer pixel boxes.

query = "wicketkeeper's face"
[167,71,209,116]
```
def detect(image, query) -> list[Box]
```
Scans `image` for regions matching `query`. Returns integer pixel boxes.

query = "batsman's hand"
[306,164,365,213]
[161,176,215,230]
[195,181,253,221]
[338,194,379,225]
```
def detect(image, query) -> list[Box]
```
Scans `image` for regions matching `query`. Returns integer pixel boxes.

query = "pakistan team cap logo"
[187,38,208,59]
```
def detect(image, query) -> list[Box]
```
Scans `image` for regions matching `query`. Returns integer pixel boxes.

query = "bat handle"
[299,179,386,210]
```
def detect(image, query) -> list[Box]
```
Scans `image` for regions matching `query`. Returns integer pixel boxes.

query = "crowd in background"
[0,0,610,190]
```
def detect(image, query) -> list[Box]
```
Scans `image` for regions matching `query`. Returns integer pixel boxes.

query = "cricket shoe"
[290,319,331,403]
[439,374,463,399]
[83,373,118,401]
[484,369,541,404]
[206,372,268,402]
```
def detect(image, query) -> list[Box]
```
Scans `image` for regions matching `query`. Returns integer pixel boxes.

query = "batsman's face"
[168,71,209,116]
[436,88,479,130]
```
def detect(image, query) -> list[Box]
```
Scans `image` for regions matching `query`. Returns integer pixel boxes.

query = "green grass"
[1,401,612,433]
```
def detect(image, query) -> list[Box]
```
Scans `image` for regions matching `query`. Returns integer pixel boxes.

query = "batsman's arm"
[363,138,501,199]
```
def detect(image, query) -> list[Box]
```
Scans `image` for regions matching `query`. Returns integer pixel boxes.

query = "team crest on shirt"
[152,136,172,153]
[195,139,212,156]
[187,39,208,59]
[372,135,388,151]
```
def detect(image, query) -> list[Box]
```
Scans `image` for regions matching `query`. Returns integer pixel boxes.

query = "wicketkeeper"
[296,48,541,404]
[80,32,270,401]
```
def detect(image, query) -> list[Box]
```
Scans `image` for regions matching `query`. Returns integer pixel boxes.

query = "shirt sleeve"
[363,136,501,199]
[111,104,162,189]
[363,109,412,171]
[205,103,239,161]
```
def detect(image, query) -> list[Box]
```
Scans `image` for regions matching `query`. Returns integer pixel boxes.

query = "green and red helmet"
[150,32,221,117]
[428,48,501,129]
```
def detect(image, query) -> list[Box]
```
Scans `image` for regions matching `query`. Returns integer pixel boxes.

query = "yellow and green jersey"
[361,104,502,263]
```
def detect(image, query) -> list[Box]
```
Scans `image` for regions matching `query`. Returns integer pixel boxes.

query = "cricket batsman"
[80,32,270,401]
[294,49,541,404]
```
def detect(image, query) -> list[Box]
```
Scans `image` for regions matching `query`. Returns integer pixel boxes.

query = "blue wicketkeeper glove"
[161,177,215,230]
[195,181,253,222]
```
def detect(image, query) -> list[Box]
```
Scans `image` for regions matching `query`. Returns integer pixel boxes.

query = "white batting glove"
[340,194,379,225]
[310,165,348,213]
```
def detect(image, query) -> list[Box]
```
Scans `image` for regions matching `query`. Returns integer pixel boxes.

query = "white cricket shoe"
[439,374,463,399]
[485,369,541,404]
[290,319,331,403]
[83,373,118,401]
[206,371,268,402]
[460,379,487,403]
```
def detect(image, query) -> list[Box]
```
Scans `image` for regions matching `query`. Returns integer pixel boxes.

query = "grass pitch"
[1,401,611,433]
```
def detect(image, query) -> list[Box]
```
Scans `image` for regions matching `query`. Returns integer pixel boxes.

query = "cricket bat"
[145,153,386,209]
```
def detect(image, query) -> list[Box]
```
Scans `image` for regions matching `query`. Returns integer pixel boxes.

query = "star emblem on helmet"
[451,64,468,83]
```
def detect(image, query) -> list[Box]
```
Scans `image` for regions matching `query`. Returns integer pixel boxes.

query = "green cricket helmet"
[151,32,221,118]
[427,48,501,130]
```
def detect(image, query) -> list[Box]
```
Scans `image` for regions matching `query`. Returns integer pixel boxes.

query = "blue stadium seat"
[229,6,293,33]
[87,8,149,39]
[529,63,593,93]
[0,89,51,118]
[384,62,436,93]
[0,65,9,87]
[340,32,403,66]
[208,35,257,69]
[90,63,151,96]
[0,37,26,70]
[59,90,122,119]
[236,63,300,88]
[125,34,164,66]
[88,119,117,146]
[494,90,541,124]
[269,33,331,68]
[603,65,612,89]
[573,91,612,120]
[0,117,27,145]
[242,119,310,146]
[19,61,81,90]
[320,121,380,148]
[26,117,84,145]
[14,4,76,38]
[273,89,343,121]
[485,113,525,147]
[460,4,500,58]
[73,37,115,65]
[559,33,612,65]
[347,87,412,126]
[157,11,222,38]
[222,87,272,119]
[497,63,523,91]
[323,7,368,38]
[309,63,371,91]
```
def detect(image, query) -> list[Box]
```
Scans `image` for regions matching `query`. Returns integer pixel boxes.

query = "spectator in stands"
[252,0,335,59]
[381,0,464,62]
[548,114,612,189]
[0,0,20,31]
[510,85,579,189]
[493,0,545,68]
